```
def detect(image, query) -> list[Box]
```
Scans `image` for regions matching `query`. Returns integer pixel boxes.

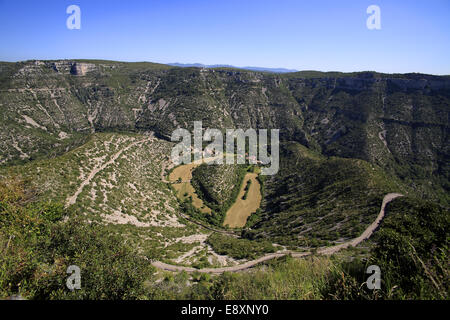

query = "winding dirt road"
[65,138,149,207]
[151,193,403,274]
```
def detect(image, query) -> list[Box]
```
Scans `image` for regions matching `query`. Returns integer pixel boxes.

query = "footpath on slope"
[65,137,150,207]
[151,193,403,274]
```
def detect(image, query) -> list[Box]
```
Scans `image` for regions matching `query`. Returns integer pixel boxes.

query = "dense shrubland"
[242,142,407,248]
[369,197,449,299]
[0,178,447,299]
[206,233,275,260]
[0,178,154,299]
[191,164,247,210]
[186,163,251,228]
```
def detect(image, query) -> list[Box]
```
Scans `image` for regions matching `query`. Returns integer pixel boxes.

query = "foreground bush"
[0,178,155,299]
[206,233,275,260]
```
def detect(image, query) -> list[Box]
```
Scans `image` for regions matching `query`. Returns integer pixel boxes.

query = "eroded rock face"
[0,60,448,204]
[70,62,96,76]
[49,61,73,73]
[16,60,98,75]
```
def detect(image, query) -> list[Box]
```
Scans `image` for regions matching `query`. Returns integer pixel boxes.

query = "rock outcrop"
[70,62,96,76]
[0,60,448,203]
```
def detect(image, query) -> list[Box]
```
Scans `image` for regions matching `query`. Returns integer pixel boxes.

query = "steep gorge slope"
[0,132,239,268]
[244,142,408,247]
[1,60,448,206]
[1,59,449,248]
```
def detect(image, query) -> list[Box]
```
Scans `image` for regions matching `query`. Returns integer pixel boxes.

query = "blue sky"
[1,0,449,74]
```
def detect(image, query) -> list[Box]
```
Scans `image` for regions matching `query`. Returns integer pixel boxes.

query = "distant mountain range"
[168,62,298,73]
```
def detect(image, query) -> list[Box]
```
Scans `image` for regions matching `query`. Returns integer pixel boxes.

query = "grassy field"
[223,172,261,228]
[168,161,214,214]
[169,162,197,182]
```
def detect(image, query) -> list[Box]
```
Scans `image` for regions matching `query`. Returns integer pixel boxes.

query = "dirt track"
[151,193,403,273]
[65,138,149,207]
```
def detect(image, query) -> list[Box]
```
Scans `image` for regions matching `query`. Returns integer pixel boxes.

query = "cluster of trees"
[190,164,248,227]
[180,197,224,227]
[242,180,252,200]
[205,233,275,260]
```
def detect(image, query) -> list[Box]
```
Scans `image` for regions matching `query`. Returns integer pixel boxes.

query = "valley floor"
[0,131,407,272]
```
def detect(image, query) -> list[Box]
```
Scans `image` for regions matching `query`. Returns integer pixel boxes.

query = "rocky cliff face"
[0,60,448,202]
[69,62,96,76]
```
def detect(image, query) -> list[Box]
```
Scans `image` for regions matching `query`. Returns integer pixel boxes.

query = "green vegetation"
[190,163,248,226]
[243,142,407,249]
[242,179,252,200]
[1,60,448,209]
[0,178,155,299]
[206,233,275,260]
[0,60,448,300]
[153,199,450,300]
[1,178,447,300]
[370,197,449,299]
[0,132,210,267]
[208,256,332,299]
[319,196,449,300]
[179,197,217,225]
[192,164,247,207]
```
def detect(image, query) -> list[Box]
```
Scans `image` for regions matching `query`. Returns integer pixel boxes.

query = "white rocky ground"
[0,132,236,267]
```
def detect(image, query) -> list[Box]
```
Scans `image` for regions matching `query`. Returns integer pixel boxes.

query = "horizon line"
[1,58,449,77]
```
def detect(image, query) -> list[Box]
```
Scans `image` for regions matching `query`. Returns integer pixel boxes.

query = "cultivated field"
[223,172,261,228]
